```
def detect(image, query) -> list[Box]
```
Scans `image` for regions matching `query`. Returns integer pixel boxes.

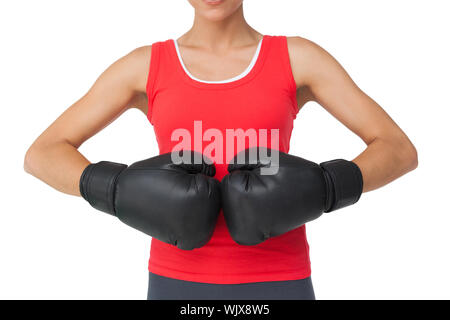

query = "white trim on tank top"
[173,38,263,84]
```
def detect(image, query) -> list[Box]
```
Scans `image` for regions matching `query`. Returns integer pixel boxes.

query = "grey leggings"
[147,273,315,300]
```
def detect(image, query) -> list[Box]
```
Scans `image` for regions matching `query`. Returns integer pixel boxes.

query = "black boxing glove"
[79,151,221,250]
[221,147,363,246]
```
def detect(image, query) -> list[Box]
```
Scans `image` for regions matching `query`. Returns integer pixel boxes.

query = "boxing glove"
[221,148,363,246]
[79,151,221,250]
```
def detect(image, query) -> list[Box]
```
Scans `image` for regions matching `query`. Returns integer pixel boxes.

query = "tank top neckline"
[168,35,272,90]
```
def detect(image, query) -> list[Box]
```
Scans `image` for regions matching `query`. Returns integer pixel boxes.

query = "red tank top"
[146,35,311,284]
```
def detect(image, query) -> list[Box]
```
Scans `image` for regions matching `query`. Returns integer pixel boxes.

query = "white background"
[1,0,449,300]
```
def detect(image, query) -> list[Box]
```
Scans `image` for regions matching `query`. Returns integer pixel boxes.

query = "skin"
[24,0,417,197]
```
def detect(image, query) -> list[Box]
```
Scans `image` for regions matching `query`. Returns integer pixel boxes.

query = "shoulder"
[131,45,152,56]
[286,36,342,87]
[286,36,329,60]
[124,45,152,69]
[286,36,315,50]
[113,45,152,92]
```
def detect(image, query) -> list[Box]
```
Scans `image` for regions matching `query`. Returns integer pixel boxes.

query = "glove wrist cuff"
[320,159,363,213]
[79,161,128,216]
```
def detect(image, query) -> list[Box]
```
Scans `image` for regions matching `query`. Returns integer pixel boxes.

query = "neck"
[180,5,261,50]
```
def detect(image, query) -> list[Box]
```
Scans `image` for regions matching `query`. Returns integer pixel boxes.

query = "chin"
[189,0,244,21]
[201,9,233,22]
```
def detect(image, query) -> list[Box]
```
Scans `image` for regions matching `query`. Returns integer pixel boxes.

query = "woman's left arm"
[288,37,418,192]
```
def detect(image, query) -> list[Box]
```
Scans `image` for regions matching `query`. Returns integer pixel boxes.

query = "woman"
[24,0,418,300]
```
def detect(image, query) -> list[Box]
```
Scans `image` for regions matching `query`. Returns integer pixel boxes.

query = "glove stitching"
[85,166,94,206]
[110,169,126,215]
[322,170,331,212]
[193,175,200,194]
[330,169,340,211]
[106,171,115,215]
[350,162,363,203]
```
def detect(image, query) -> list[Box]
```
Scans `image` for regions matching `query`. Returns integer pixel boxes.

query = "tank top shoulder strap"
[146,40,175,124]
[263,36,297,94]
[262,35,299,116]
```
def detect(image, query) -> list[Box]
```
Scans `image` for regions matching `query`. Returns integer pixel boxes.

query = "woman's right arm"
[24,46,151,196]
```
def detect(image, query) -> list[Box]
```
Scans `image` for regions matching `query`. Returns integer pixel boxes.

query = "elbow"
[24,144,40,176]
[408,145,419,171]
[24,146,34,175]
[400,140,419,173]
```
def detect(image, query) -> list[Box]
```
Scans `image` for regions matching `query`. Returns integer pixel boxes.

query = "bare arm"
[24,46,151,196]
[288,37,418,192]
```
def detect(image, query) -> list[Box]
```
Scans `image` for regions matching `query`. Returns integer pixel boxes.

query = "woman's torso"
[145,35,310,284]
